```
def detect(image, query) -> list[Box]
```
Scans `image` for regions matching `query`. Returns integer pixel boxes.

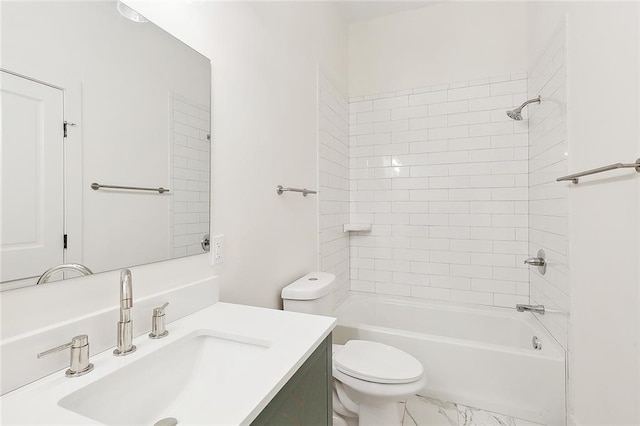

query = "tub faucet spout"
[113,269,136,356]
[516,304,545,315]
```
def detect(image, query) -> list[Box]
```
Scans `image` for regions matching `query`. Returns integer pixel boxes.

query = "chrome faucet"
[149,302,170,339]
[36,263,93,284]
[37,334,94,377]
[113,269,136,356]
[516,304,545,315]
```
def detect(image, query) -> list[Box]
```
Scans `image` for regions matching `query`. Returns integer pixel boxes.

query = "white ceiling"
[332,1,441,23]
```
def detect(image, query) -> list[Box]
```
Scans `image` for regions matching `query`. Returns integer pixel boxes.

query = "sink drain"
[154,417,178,426]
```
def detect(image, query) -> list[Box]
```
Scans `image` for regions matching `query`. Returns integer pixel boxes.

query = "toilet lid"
[334,340,423,384]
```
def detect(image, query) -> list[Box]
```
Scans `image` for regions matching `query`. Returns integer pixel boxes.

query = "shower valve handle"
[524,257,545,266]
[524,249,547,275]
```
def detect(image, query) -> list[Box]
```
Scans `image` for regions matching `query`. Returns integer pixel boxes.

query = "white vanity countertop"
[0,303,336,425]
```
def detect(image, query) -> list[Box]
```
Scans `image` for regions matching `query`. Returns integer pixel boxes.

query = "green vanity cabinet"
[251,334,332,426]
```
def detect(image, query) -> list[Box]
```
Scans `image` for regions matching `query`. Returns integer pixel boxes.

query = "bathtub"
[332,292,565,425]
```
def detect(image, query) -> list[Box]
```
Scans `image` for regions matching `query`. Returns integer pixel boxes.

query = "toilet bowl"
[281,273,426,426]
[331,341,425,426]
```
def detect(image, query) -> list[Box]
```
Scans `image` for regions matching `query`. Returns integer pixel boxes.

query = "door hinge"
[63,234,68,249]
[63,121,77,138]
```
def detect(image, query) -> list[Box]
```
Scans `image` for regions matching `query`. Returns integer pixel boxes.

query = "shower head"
[506,95,541,121]
[506,109,523,120]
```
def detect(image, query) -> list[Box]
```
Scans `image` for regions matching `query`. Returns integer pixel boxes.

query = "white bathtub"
[332,292,565,425]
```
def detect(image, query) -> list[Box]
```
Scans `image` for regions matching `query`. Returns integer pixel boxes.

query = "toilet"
[282,272,425,426]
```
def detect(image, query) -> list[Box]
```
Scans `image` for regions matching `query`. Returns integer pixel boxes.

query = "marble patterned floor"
[402,395,546,426]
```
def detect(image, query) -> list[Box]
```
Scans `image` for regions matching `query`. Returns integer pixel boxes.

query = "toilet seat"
[333,340,423,384]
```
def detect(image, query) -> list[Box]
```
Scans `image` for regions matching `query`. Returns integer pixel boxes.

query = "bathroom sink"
[58,330,270,425]
[1,303,335,425]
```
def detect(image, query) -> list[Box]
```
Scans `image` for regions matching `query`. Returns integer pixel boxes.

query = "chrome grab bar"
[557,158,640,184]
[276,185,317,197]
[91,182,169,193]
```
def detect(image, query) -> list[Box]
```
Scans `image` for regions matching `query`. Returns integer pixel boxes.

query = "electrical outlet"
[212,234,224,265]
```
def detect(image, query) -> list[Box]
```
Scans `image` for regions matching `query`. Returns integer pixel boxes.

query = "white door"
[1,71,64,282]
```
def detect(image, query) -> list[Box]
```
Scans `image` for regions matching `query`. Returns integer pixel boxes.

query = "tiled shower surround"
[317,71,350,304]
[348,75,531,307]
[527,25,568,349]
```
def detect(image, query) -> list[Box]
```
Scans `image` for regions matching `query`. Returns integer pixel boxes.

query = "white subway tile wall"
[349,74,530,308]
[169,93,211,258]
[528,25,569,350]
[318,71,350,305]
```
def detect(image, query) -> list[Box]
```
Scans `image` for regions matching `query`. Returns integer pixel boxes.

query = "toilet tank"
[281,272,335,316]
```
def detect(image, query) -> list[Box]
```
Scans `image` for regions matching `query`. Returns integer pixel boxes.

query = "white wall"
[0,0,348,394]
[125,1,348,309]
[348,2,528,97]
[528,2,639,425]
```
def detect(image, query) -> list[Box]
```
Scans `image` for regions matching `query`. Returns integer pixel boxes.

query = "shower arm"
[516,96,541,110]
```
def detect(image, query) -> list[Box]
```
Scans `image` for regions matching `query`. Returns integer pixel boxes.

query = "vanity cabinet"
[251,334,332,426]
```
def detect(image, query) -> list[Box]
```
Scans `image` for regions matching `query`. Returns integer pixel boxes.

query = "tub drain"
[154,417,178,426]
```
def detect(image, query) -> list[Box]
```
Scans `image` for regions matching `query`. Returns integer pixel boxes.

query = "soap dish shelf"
[343,224,372,233]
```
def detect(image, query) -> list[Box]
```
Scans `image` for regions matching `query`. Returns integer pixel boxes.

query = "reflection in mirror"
[0,1,211,290]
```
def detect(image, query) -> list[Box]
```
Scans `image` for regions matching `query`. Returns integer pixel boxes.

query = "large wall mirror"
[1,1,211,290]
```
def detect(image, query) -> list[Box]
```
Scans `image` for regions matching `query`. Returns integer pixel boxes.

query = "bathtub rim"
[332,291,566,359]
